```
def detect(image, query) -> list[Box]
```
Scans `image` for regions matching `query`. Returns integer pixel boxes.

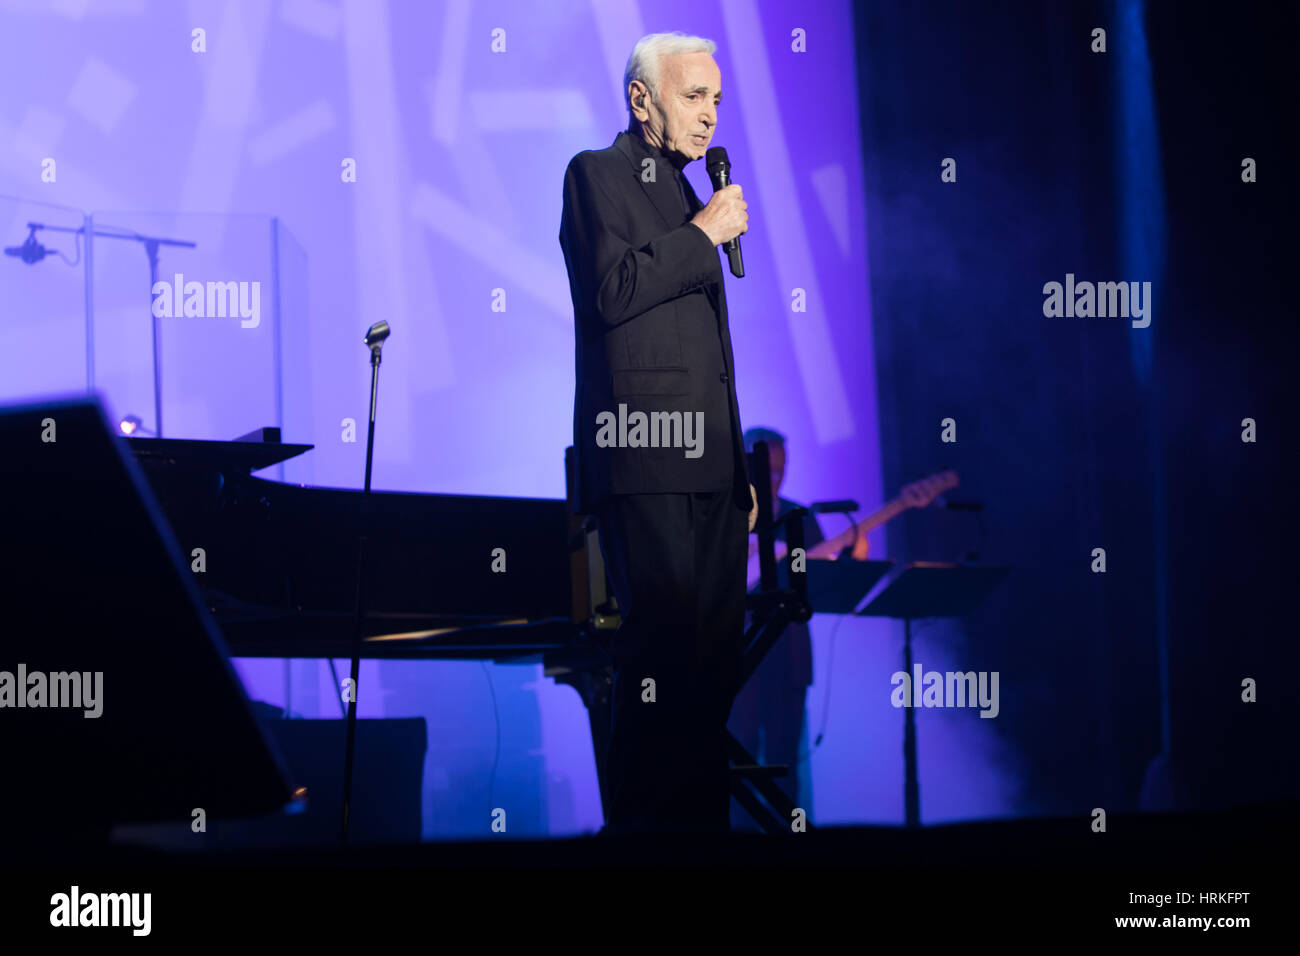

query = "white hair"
[624,32,717,117]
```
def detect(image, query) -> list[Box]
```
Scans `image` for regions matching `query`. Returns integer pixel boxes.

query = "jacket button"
[719,372,729,383]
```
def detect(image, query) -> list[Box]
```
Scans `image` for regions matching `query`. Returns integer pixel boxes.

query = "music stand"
[805,558,894,614]
[732,557,897,833]
[859,562,1010,827]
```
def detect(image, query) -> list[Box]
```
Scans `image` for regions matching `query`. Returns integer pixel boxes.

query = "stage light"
[118,415,154,436]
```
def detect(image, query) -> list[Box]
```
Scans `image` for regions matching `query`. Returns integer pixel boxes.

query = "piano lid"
[123,435,313,473]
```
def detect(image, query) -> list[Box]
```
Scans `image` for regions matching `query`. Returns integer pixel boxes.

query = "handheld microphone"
[705,146,744,278]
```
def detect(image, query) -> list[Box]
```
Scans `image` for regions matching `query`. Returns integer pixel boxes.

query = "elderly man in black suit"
[559,31,754,834]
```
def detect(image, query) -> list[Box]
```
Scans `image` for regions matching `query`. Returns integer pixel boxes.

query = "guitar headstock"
[900,469,959,509]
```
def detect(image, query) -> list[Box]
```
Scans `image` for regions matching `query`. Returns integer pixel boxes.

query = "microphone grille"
[705,146,729,168]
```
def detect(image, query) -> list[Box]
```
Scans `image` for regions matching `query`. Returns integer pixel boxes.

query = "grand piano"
[125,430,616,806]
[1,397,806,837]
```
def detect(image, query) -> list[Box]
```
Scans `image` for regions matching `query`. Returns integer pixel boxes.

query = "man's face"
[631,51,722,164]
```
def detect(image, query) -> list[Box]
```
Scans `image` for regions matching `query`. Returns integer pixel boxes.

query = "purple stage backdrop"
[0,0,1023,836]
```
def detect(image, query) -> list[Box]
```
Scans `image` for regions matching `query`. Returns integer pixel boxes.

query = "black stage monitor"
[0,396,293,845]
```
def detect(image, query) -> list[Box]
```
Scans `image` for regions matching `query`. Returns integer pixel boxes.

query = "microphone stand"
[340,320,390,844]
[21,220,196,437]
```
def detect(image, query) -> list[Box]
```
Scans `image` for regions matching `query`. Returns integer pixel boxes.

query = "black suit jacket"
[559,131,750,515]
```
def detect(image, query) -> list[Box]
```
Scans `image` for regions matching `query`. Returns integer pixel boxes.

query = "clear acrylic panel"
[86,211,310,482]
[273,219,311,486]
[0,195,90,403]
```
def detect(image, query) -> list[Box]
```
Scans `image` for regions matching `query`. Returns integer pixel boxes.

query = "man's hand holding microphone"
[690,184,748,248]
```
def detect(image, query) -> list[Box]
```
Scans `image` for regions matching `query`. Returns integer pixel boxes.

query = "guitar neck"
[807,497,907,558]
[747,470,956,589]
[748,493,916,591]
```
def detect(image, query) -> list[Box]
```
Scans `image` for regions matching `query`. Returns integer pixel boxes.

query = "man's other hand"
[748,482,758,532]
[691,184,748,247]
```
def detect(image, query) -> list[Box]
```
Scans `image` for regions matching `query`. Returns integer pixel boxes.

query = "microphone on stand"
[365,320,390,351]
[341,318,391,845]
[705,146,744,278]
[3,230,48,264]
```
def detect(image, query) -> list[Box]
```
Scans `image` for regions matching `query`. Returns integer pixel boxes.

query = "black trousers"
[595,489,748,832]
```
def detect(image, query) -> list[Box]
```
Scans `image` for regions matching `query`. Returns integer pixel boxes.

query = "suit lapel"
[614,132,690,232]
[611,133,738,458]
[679,174,722,304]
[681,173,705,218]
[613,132,727,345]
